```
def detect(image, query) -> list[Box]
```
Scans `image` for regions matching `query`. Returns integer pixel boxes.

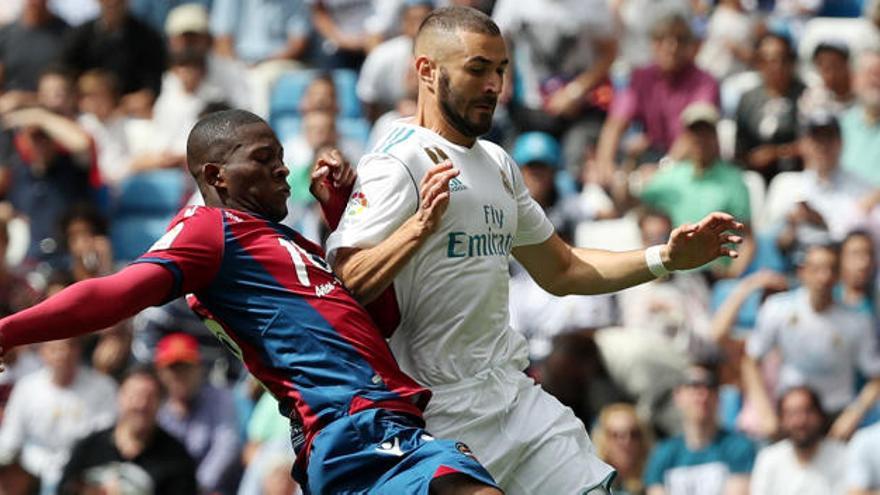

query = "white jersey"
[326,120,554,387]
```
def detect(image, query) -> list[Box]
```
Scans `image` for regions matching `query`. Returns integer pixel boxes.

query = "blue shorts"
[299,409,498,494]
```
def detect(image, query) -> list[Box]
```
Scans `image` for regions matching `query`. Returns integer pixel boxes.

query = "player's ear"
[415,55,436,92]
[203,163,226,190]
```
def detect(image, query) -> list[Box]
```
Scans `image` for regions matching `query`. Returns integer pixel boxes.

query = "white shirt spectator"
[746,288,880,413]
[846,422,880,492]
[493,0,614,111]
[152,74,227,155]
[356,35,412,109]
[751,439,848,495]
[305,0,383,38]
[0,366,117,487]
[78,113,134,187]
[767,167,876,241]
[696,4,755,80]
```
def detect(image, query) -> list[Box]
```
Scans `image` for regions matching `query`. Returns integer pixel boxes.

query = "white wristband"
[645,245,671,278]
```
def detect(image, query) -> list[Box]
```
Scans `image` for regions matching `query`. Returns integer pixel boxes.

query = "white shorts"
[423,365,616,495]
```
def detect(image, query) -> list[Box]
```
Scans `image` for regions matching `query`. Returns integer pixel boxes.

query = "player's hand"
[416,161,458,236]
[663,212,744,271]
[310,148,355,205]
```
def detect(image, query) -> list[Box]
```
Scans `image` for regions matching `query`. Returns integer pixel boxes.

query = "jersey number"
[278,238,332,287]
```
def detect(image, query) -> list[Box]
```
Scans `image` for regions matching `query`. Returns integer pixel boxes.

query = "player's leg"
[429,473,504,495]
[501,376,616,495]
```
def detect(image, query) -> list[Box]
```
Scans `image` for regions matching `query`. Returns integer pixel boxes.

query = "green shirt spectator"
[640,159,751,227]
[840,105,880,187]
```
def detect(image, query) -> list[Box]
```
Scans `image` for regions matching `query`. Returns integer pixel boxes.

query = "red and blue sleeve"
[132,206,225,301]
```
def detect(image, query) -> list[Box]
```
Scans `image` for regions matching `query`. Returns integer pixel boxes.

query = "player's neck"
[415,97,477,148]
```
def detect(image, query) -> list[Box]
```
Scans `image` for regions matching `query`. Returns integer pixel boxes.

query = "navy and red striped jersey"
[133,205,430,460]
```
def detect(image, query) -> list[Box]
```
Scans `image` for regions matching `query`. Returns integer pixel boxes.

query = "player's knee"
[428,473,503,495]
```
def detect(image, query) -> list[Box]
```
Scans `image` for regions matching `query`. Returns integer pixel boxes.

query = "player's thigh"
[503,383,615,495]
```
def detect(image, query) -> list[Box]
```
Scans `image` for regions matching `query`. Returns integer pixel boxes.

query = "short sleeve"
[746,296,783,359]
[846,427,879,489]
[855,316,880,378]
[725,434,756,474]
[132,206,224,299]
[209,0,238,36]
[507,157,554,247]
[325,153,418,262]
[643,441,673,488]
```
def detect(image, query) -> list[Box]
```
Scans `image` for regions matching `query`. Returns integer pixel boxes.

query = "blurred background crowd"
[2,0,880,494]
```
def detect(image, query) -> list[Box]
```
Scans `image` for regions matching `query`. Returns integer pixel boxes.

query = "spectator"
[76,69,135,188]
[237,437,301,495]
[163,3,251,111]
[751,386,848,495]
[799,42,855,117]
[609,0,691,72]
[846,421,880,495]
[308,0,385,70]
[0,215,39,315]
[59,204,112,281]
[593,403,654,495]
[299,72,338,115]
[242,391,289,467]
[151,48,225,159]
[595,14,719,186]
[210,0,309,117]
[0,337,117,493]
[60,0,167,118]
[643,362,756,495]
[633,102,754,277]
[127,0,211,34]
[841,49,880,186]
[155,333,241,495]
[837,230,875,314]
[695,0,755,80]
[0,67,94,261]
[742,243,880,440]
[59,367,197,495]
[494,0,618,173]
[282,110,360,241]
[356,0,432,122]
[735,32,804,184]
[0,0,69,98]
[774,112,878,259]
[513,131,612,241]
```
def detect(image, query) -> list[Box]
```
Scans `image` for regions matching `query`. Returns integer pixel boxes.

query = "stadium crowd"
[1,0,880,494]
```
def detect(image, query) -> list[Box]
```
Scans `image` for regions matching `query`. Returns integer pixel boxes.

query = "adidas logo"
[449,177,467,192]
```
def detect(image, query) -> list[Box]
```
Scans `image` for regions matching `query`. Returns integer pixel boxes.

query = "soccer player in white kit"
[326,7,745,494]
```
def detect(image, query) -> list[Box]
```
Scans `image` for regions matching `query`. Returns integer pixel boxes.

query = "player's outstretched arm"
[0,263,173,353]
[513,212,744,296]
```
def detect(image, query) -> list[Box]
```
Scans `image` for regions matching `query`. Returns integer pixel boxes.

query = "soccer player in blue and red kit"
[0,110,502,495]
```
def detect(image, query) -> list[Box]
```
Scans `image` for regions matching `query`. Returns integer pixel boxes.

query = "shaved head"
[414,6,501,60]
[186,109,265,179]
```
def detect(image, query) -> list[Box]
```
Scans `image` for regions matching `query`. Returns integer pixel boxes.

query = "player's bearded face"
[437,66,496,138]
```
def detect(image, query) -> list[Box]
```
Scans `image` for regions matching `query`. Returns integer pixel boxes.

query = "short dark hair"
[417,6,501,39]
[120,364,166,397]
[778,385,826,419]
[757,32,796,62]
[186,109,266,175]
[61,203,108,238]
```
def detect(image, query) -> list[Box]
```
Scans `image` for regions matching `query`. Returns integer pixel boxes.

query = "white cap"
[165,3,210,37]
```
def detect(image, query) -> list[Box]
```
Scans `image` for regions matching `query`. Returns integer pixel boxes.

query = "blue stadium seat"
[111,169,189,261]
